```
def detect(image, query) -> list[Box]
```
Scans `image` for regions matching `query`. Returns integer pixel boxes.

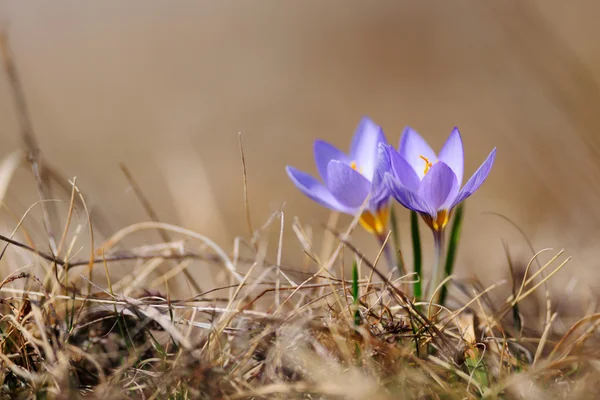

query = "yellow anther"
[419,155,433,175]
[350,160,363,174]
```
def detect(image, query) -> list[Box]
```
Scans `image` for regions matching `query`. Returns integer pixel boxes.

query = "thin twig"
[0,32,58,255]
[238,133,253,239]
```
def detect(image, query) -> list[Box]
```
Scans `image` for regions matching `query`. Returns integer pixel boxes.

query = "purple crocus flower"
[286,117,391,236]
[380,127,496,232]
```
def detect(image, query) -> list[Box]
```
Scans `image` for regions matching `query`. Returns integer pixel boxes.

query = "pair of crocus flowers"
[286,117,496,236]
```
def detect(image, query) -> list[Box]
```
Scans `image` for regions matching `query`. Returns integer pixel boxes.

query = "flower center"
[359,206,389,236]
[432,209,449,231]
[421,209,450,232]
[419,155,433,175]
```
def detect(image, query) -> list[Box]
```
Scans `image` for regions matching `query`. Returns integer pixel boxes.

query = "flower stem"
[410,211,422,302]
[389,205,406,277]
[439,203,464,307]
[427,229,445,303]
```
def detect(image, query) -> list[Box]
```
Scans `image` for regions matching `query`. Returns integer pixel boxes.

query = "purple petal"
[451,148,497,208]
[417,162,459,211]
[349,117,387,181]
[384,173,435,215]
[326,160,371,209]
[369,191,390,214]
[388,147,421,192]
[437,127,464,185]
[286,166,353,213]
[375,143,393,183]
[314,140,349,184]
[398,127,437,180]
[369,145,392,211]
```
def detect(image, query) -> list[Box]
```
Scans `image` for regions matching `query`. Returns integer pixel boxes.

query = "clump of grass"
[0,204,597,400]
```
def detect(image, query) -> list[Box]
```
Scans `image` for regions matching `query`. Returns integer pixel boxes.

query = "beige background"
[0,1,599,299]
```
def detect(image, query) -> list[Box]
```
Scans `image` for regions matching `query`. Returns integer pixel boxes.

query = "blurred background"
[0,1,599,301]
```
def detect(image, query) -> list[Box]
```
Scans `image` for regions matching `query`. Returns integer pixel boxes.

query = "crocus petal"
[326,160,371,209]
[370,143,393,210]
[375,143,393,184]
[417,162,459,211]
[369,170,390,212]
[398,127,437,180]
[388,146,421,192]
[368,194,390,215]
[286,166,353,213]
[451,148,497,208]
[437,127,464,185]
[349,117,387,181]
[384,173,435,215]
[314,140,349,184]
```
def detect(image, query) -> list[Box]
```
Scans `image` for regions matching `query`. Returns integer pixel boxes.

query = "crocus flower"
[286,117,391,236]
[380,127,496,232]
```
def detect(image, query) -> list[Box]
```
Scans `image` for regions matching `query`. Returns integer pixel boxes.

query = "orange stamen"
[419,155,433,175]
[350,160,363,174]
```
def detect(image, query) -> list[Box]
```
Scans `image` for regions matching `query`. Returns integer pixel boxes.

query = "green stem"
[389,205,406,277]
[427,229,445,303]
[439,204,464,307]
[352,260,360,326]
[410,211,422,302]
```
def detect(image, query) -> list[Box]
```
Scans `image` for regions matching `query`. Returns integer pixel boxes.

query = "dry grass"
[0,202,599,400]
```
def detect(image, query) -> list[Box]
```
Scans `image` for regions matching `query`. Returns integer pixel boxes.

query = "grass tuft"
[0,203,595,399]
